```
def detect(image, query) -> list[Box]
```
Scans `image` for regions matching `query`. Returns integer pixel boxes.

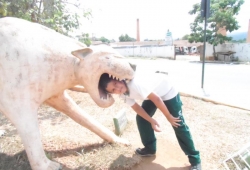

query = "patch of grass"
[75,143,141,170]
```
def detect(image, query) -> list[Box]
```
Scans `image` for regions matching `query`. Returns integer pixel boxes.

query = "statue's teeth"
[109,74,111,78]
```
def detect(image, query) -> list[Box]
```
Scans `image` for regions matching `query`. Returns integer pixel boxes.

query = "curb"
[179,92,250,111]
[189,61,249,65]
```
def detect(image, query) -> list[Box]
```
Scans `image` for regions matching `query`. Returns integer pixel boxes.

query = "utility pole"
[201,0,210,89]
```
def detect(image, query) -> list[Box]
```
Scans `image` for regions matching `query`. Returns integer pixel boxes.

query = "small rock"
[0,129,6,137]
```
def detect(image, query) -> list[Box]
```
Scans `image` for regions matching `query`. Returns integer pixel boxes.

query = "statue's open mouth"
[98,73,129,100]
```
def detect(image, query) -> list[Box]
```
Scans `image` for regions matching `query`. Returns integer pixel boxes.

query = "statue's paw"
[47,161,62,170]
[115,137,131,146]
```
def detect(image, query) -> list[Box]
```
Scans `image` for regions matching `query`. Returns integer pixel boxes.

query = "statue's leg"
[45,91,129,145]
[68,85,88,93]
[1,103,61,170]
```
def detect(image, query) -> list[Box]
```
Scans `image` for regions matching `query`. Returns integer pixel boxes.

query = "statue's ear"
[129,62,137,71]
[71,48,93,60]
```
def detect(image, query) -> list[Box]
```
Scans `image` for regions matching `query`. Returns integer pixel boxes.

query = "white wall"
[203,43,250,62]
[113,45,175,59]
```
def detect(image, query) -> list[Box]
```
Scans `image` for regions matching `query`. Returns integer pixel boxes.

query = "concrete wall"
[113,45,175,59]
[202,43,250,62]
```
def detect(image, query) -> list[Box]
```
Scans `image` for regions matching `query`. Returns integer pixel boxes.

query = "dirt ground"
[0,90,250,170]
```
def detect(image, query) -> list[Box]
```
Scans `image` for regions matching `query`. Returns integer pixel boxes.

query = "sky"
[76,0,250,41]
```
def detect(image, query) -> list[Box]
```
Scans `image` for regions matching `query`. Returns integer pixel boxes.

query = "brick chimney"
[247,19,250,43]
[136,19,140,42]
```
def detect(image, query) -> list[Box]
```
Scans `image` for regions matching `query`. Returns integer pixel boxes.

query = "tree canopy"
[99,36,110,43]
[182,34,190,40]
[0,0,92,37]
[119,34,136,42]
[78,33,91,47]
[188,0,244,56]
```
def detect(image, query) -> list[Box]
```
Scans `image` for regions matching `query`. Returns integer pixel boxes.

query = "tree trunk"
[37,0,43,23]
[31,0,37,22]
[213,45,218,60]
[43,0,54,16]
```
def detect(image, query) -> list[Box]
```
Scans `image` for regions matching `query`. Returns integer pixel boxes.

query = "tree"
[119,35,125,42]
[188,0,244,58]
[78,33,91,47]
[182,34,190,40]
[119,34,136,42]
[99,36,110,43]
[0,0,92,37]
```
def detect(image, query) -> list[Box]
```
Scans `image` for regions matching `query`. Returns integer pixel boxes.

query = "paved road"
[127,56,250,110]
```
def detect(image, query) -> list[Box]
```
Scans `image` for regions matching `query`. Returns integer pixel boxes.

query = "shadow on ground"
[0,142,142,170]
[132,155,190,170]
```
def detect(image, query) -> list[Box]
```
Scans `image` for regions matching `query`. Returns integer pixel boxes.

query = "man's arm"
[147,92,181,127]
[131,102,161,132]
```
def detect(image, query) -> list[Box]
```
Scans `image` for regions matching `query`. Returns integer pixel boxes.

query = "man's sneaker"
[135,147,156,157]
[190,163,202,170]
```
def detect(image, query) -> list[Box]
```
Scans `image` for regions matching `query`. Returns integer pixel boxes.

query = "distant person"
[99,72,201,170]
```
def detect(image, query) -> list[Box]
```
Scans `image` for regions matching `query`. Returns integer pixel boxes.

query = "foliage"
[119,34,136,42]
[0,0,92,38]
[99,36,110,43]
[78,33,91,47]
[188,0,244,56]
[182,34,190,40]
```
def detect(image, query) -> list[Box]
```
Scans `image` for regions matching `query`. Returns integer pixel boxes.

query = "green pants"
[136,94,201,165]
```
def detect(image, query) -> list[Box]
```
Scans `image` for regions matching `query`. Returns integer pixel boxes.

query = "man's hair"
[99,73,112,93]
[99,73,129,95]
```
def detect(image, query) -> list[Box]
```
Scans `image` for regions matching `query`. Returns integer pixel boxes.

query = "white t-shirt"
[120,72,178,106]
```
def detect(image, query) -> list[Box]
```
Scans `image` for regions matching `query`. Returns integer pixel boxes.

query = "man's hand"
[167,115,181,128]
[150,119,162,132]
[147,93,181,128]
